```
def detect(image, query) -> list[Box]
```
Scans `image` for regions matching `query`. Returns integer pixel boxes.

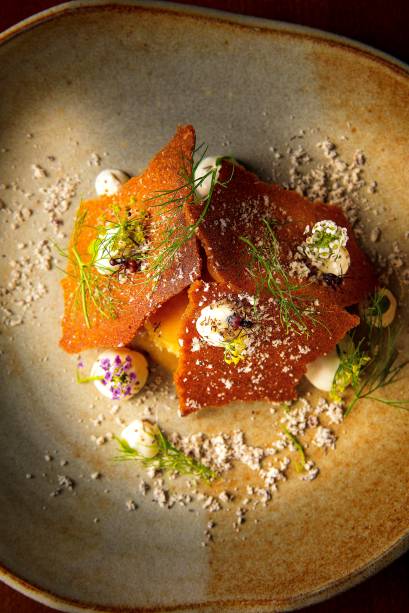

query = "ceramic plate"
[1,2,409,611]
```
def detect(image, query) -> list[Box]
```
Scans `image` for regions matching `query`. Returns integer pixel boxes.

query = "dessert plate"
[0,2,408,611]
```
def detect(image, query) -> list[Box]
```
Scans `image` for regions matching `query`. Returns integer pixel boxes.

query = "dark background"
[1,1,408,612]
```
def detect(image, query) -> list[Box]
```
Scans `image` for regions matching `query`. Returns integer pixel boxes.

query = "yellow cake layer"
[133,291,188,371]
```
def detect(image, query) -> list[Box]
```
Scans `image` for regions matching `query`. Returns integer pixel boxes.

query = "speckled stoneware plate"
[1,2,409,612]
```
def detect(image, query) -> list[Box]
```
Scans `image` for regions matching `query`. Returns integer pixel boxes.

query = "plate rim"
[1,0,408,76]
[2,532,408,612]
[1,1,408,611]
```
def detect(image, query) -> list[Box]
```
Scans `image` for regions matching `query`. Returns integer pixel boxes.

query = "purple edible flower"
[111,388,121,399]
[114,354,122,366]
[100,358,111,371]
[129,372,137,381]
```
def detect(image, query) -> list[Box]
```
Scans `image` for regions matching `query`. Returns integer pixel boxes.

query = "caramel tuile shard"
[175,281,359,415]
[60,125,201,353]
[185,161,377,307]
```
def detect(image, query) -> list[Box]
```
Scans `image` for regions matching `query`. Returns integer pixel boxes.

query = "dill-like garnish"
[114,428,217,483]
[57,204,147,327]
[58,146,232,325]
[56,210,119,328]
[331,291,409,416]
[330,337,371,403]
[282,426,307,472]
[344,327,409,416]
[92,204,147,273]
[240,218,320,335]
[75,357,103,383]
[363,289,390,326]
[76,372,103,383]
[144,145,235,282]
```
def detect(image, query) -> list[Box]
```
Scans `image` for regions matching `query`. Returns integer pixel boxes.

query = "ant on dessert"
[321,272,351,289]
[227,313,254,330]
[110,255,141,275]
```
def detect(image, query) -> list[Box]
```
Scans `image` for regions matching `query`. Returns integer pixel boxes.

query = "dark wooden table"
[1,1,408,612]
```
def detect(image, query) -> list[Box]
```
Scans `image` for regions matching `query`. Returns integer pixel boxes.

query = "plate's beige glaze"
[1,2,409,612]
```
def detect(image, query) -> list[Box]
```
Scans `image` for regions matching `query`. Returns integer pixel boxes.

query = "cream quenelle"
[93,168,132,274]
[304,220,350,277]
[361,288,397,328]
[95,169,130,196]
[91,349,148,400]
[94,225,122,275]
[305,349,340,392]
[120,420,159,458]
[194,156,222,198]
[196,301,240,347]
[305,336,355,393]
[195,300,255,366]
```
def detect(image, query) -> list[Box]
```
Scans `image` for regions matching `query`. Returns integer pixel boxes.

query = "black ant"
[227,313,254,330]
[110,256,141,275]
[321,272,350,289]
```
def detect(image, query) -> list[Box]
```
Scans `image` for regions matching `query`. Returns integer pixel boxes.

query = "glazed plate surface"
[1,2,409,611]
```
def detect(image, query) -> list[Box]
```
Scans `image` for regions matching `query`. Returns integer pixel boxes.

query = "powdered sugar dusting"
[269,129,409,286]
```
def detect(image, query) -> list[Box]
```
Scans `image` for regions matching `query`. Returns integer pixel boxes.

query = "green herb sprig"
[76,372,103,384]
[363,289,390,327]
[331,338,371,403]
[282,426,307,472]
[240,218,321,335]
[343,328,409,417]
[91,204,147,272]
[114,428,217,483]
[58,147,234,326]
[56,210,118,328]
[331,291,409,416]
